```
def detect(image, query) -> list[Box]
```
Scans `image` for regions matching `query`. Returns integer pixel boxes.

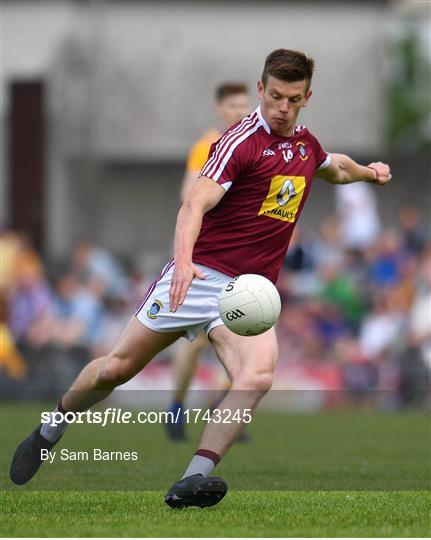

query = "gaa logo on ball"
[225,309,246,321]
[218,274,281,336]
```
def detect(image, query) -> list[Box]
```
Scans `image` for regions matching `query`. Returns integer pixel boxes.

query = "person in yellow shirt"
[0,231,45,380]
[0,293,27,379]
[0,323,27,379]
[167,83,251,441]
[180,83,251,201]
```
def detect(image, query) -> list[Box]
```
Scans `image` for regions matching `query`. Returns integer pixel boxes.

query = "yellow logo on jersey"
[258,175,306,223]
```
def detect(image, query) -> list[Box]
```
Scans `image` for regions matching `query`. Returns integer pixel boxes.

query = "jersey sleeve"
[198,132,252,191]
[309,133,331,170]
[186,140,212,172]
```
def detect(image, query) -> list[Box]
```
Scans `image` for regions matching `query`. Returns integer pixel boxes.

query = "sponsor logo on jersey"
[296,141,308,161]
[258,175,306,223]
[225,309,246,321]
[264,208,296,220]
[278,142,293,150]
[147,299,164,320]
[262,148,275,156]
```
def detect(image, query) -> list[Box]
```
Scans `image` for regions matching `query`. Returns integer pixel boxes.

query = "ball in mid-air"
[218,274,281,336]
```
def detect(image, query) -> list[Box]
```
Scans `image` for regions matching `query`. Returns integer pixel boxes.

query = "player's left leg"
[165,326,278,508]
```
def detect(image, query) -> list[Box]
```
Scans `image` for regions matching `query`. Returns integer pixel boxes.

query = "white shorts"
[135,262,231,341]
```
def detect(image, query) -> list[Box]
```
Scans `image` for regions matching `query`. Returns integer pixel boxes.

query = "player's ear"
[302,88,312,107]
[257,80,264,100]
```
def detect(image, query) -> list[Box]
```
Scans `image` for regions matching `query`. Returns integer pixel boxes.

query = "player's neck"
[273,125,295,138]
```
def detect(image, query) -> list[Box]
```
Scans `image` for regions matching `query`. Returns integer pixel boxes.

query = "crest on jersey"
[147,299,164,320]
[296,141,308,161]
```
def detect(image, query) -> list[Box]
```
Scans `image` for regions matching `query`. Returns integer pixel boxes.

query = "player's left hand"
[367,162,392,186]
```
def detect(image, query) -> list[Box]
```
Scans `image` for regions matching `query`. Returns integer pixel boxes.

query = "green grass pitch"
[1,403,430,537]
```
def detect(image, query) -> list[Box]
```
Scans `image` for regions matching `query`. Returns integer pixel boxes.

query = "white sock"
[182,455,216,479]
[40,405,69,443]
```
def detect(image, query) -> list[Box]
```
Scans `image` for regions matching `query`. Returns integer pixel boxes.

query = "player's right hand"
[169,262,206,312]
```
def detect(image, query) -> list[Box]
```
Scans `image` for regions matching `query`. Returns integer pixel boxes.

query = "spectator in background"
[1,231,23,294]
[72,240,128,300]
[366,229,404,290]
[92,291,132,357]
[335,182,381,251]
[129,264,154,314]
[395,249,431,408]
[398,206,429,257]
[408,249,431,373]
[283,227,315,272]
[281,227,321,298]
[51,272,104,348]
[276,301,317,362]
[0,296,27,379]
[408,249,431,371]
[319,260,365,332]
[334,336,379,406]
[359,289,405,362]
[0,231,44,295]
[310,217,344,270]
[8,259,53,345]
[306,298,351,348]
[0,231,48,375]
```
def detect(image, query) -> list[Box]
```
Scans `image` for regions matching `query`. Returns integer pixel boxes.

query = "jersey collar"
[255,105,307,139]
[256,106,271,134]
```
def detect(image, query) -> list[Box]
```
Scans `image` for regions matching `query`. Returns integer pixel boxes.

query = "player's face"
[257,76,312,136]
[216,93,251,129]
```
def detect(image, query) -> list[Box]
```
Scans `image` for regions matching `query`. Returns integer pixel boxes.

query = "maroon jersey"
[193,106,330,283]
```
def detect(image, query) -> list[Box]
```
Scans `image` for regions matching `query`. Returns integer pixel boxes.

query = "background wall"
[2,0,429,270]
[3,0,387,157]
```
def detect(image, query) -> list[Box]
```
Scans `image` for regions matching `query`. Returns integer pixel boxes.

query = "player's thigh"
[184,331,209,354]
[109,315,184,370]
[172,331,208,361]
[208,325,278,380]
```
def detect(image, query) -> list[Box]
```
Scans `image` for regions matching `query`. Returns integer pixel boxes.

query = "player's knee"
[253,371,273,392]
[95,355,134,388]
[235,370,273,392]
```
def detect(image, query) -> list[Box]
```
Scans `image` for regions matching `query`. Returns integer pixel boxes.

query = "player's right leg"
[9,317,183,485]
[166,331,208,440]
[172,332,208,404]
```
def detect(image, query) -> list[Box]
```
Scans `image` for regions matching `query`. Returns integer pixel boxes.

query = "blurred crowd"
[277,185,430,408]
[0,235,152,396]
[1,185,430,408]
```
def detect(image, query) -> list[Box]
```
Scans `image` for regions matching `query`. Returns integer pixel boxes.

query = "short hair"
[261,49,315,88]
[215,82,249,103]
